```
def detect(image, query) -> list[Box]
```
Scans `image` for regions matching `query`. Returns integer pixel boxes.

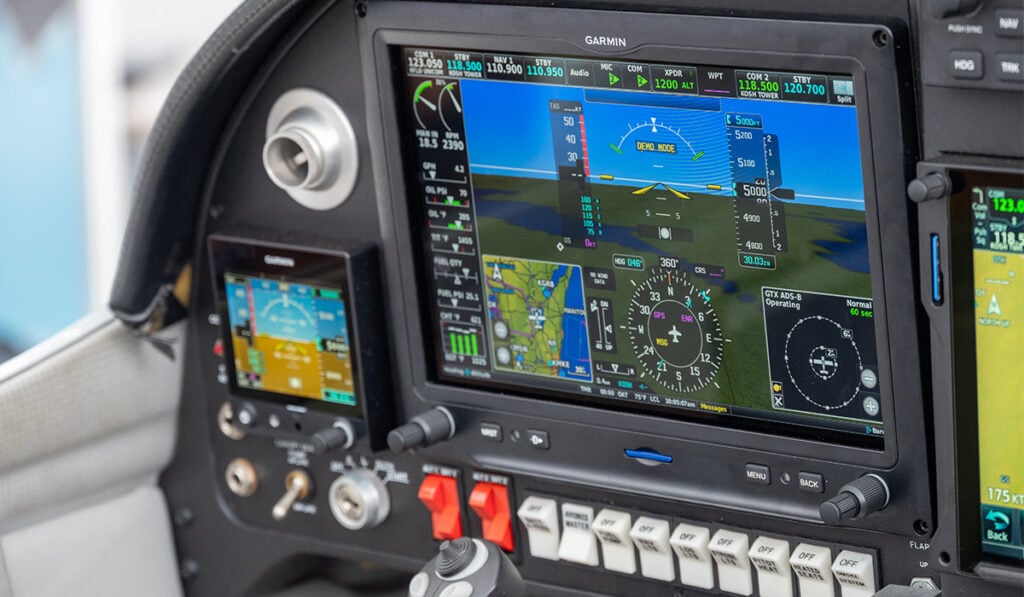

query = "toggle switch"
[832,550,877,597]
[709,529,753,596]
[516,496,560,561]
[629,517,675,582]
[593,509,636,574]
[790,543,835,597]
[748,536,793,597]
[418,474,463,541]
[272,470,311,521]
[558,503,599,566]
[670,523,714,590]
[469,482,515,552]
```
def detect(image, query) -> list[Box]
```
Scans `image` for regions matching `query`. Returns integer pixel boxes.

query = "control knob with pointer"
[388,407,456,453]
[310,419,356,454]
[819,474,891,525]
[907,172,949,203]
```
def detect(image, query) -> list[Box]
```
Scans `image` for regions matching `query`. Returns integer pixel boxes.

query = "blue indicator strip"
[625,448,674,464]
[930,234,943,305]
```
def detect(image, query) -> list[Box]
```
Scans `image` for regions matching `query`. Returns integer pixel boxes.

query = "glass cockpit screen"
[972,185,1024,562]
[400,47,885,446]
[225,273,357,406]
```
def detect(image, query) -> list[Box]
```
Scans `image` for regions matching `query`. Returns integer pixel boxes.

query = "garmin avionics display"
[972,186,1024,561]
[210,238,362,415]
[401,47,884,445]
[225,274,356,405]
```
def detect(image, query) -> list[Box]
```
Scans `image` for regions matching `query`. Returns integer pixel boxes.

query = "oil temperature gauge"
[626,269,724,392]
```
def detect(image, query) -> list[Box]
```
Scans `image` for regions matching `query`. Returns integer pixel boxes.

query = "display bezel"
[209,236,364,418]
[946,169,1024,569]
[366,5,924,470]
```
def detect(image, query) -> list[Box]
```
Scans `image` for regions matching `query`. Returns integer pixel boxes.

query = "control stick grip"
[408,538,526,597]
[388,407,456,453]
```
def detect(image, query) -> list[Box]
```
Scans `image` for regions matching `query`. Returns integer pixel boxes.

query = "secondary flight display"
[225,273,357,406]
[401,47,884,445]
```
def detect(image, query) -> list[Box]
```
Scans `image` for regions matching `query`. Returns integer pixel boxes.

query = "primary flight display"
[400,47,885,445]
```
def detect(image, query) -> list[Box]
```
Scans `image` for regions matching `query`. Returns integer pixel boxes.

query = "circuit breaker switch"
[418,474,463,541]
[469,482,515,552]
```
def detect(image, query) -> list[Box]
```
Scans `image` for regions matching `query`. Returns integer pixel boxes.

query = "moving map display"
[401,47,885,444]
[225,273,357,406]
[972,185,1024,561]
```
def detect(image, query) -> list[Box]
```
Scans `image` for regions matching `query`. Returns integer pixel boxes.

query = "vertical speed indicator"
[627,269,724,392]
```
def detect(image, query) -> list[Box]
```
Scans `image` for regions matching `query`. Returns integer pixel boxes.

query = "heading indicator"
[404,47,856,106]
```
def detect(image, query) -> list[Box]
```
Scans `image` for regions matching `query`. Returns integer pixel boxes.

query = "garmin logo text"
[264,255,295,267]
[584,35,627,48]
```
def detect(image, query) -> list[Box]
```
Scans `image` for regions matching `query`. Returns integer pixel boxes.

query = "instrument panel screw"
[179,559,200,581]
[172,507,194,528]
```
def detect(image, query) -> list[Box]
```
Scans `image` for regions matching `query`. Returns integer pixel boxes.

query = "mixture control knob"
[819,474,890,525]
[926,0,983,18]
[907,172,949,203]
[311,419,355,454]
[272,470,312,521]
[387,407,456,453]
